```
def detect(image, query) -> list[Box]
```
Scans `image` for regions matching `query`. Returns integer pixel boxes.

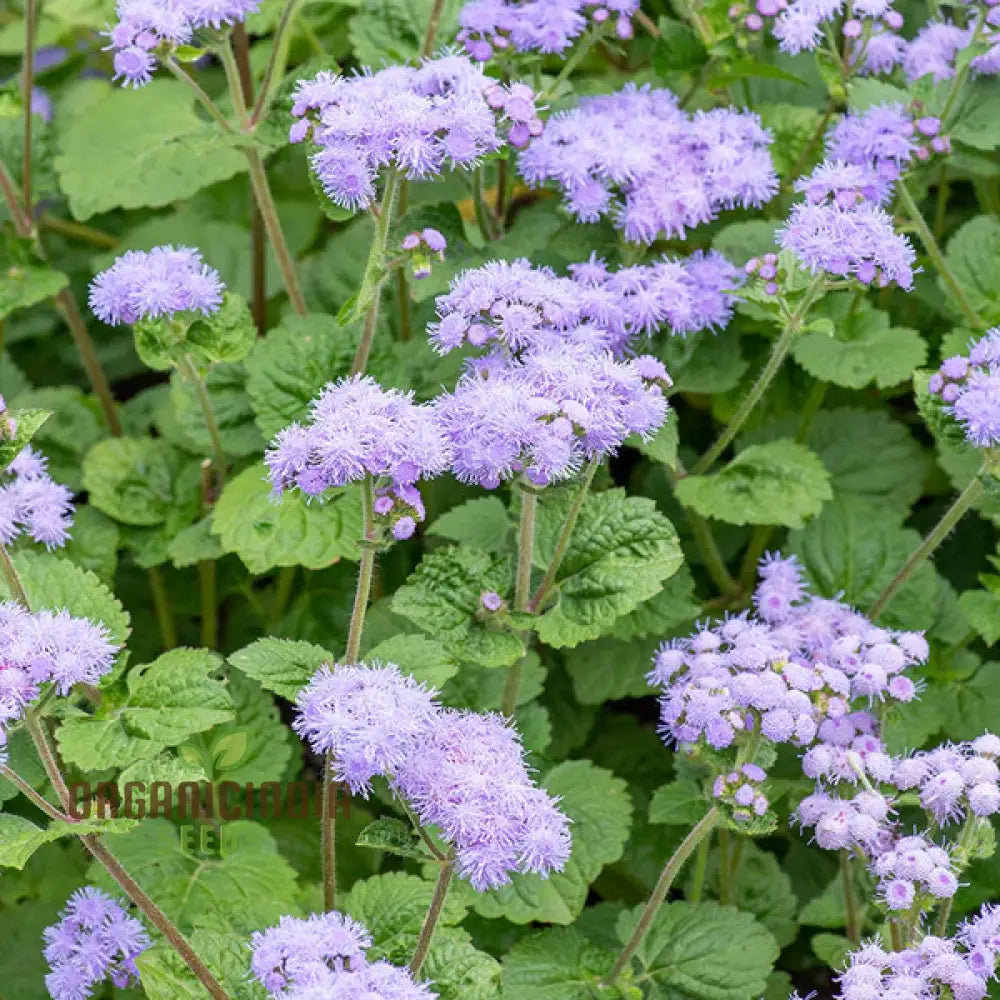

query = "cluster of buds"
[401,228,447,280]
[908,107,952,159]
[727,0,787,34]
[712,763,769,822]
[373,484,426,541]
[744,252,782,295]
[484,82,545,148]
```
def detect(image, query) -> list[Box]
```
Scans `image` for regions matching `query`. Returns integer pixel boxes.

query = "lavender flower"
[434,346,669,488]
[712,763,770,822]
[402,228,448,279]
[392,709,572,889]
[904,17,1000,83]
[928,329,1000,449]
[519,84,778,244]
[293,663,440,794]
[770,0,902,58]
[778,201,916,289]
[0,445,73,549]
[88,245,224,326]
[289,55,542,211]
[43,888,149,1000]
[458,0,639,60]
[106,0,260,87]
[872,834,959,907]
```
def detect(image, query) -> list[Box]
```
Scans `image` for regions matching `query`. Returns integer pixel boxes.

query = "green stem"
[164,58,234,133]
[351,171,402,374]
[870,463,987,619]
[199,559,217,650]
[686,507,739,596]
[219,42,250,129]
[725,836,744,902]
[251,0,303,126]
[933,164,950,242]
[939,16,984,126]
[409,857,455,975]
[39,213,118,249]
[841,851,860,944]
[897,179,982,329]
[688,832,711,904]
[271,566,296,624]
[176,355,227,491]
[0,162,30,235]
[528,458,599,612]
[604,807,720,985]
[471,168,499,242]
[420,0,447,56]
[539,26,601,99]
[501,484,537,717]
[690,276,824,475]
[22,0,36,225]
[148,565,178,650]
[321,752,338,911]
[1,764,66,820]
[0,546,30,607]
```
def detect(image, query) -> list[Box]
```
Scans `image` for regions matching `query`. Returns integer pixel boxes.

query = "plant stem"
[897,179,982,329]
[841,851,860,944]
[39,213,119,249]
[501,484,537,717]
[870,464,987,619]
[786,102,835,184]
[528,458,599,612]
[1,764,66,820]
[164,58,235,133]
[351,171,401,374]
[199,559,217,650]
[939,16,984,126]
[0,546,30,607]
[321,752,338,911]
[420,0,447,56]
[725,836,744,901]
[688,832,711,904]
[148,565,178,650]
[251,0,303,126]
[604,807,720,984]
[686,506,739,596]
[540,26,601,100]
[409,857,455,975]
[271,566,296,624]
[690,276,824,475]
[471,167,499,241]
[0,162,31,235]
[176,355,227,491]
[395,269,412,341]
[22,0,36,226]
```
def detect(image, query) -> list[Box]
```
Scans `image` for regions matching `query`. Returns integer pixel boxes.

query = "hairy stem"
[351,171,401,374]
[501,484,538,717]
[251,0,304,126]
[164,58,234,133]
[0,545,30,607]
[870,464,987,619]
[604,807,720,984]
[897,179,982,329]
[688,832,711,904]
[841,851,861,944]
[1,764,65,821]
[148,565,178,650]
[528,458,599,612]
[409,858,455,975]
[321,753,338,911]
[22,0,36,225]
[177,355,227,491]
[690,276,824,475]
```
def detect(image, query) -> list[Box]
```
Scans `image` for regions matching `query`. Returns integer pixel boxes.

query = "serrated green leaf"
[349,0,460,65]
[364,633,458,688]
[606,565,699,641]
[393,547,524,667]
[649,780,707,826]
[0,813,136,870]
[658,331,748,395]
[653,17,707,74]
[185,292,256,366]
[812,933,853,970]
[212,465,362,574]
[427,497,513,552]
[167,516,224,568]
[628,413,679,468]
[472,761,633,925]
[960,589,1000,646]
[419,926,501,1000]
[356,817,434,861]
[533,490,683,648]
[0,235,67,319]
[229,636,331,700]
[941,215,1000,325]
[676,440,832,529]
[0,406,51,469]
[503,926,615,1000]
[54,80,246,219]
[616,901,779,1000]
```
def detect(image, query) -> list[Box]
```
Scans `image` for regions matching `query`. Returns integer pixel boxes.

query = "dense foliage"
[2,0,1000,998]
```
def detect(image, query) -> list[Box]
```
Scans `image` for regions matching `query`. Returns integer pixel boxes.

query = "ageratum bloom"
[106,0,260,87]
[0,442,73,550]
[928,328,1000,449]
[457,0,638,60]
[88,245,224,326]
[435,346,669,488]
[392,709,572,889]
[43,888,149,1000]
[903,17,1000,83]
[429,251,740,356]
[289,55,543,211]
[519,84,778,244]
[770,0,902,56]
[293,663,440,794]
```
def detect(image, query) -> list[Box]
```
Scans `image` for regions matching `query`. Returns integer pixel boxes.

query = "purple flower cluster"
[928,328,1000,449]
[292,662,571,891]
[899,14,1000,83]
[519,84,778,244]
[88,245,224,326]
[0,445,74,550]
[392,709,572,890]
[873,834,959,908]
[105,0,260,87]
[293,663,439,794]
[265,375,451,537]
[896,737,1000,825]
[712,763,769,821]
[828,909,1000,1000]
[0,602,117,745]
[768,0,902,60]
[429,252,740,356]
[434,346,669,488]
[402,228,448,279]
[43,888,149,1000]
[289,56,542,211]
[795,787,895,853]
[250,911,433,1000]
[457,0,638,60]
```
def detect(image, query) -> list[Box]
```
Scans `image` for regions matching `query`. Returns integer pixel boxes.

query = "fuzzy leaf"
[942,215,1000,325]
[427,497,513,553]
[364,634,458,688]
[0,235,67,319]
[0,814,136,870]
[502,926,615,1000]
[228,636,331,700]
[960,589,1000,646]
[649,780,707,826]
[356,817,434,861]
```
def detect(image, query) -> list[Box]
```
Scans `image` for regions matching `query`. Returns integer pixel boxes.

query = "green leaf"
[473,761,633,925]
[653,17,708,75]
[675,440,832,529]
[212,465,362,574]
[185,292,256,366]
[418,927,502,1000]
[942,215,1000,325]
[952,78,1000,151]
[356,817,434,861]
[393,547,524,667]
[244,313,361,439]
[170,363,264,458]
[812,933,853,970]
[54,80,246,219]
[649,780,707,826]
[658,331,748,395]
[503,927,615,1000]
[228,636,330,700]
[606,565,699,641]
[0,813,136,870]
[167,516,224,568]
[960,589,1000,646]
[428,497,513,553]
[616,901,779,1000]
[82,436,200,527]
[0,406,51,469]
[349,0,460,65]
[628,414,679,468]
[56,648,234,770]
[364,634,458,688]
[534,490,683,648]
[792,300,926,389]
[0,234,68,319]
